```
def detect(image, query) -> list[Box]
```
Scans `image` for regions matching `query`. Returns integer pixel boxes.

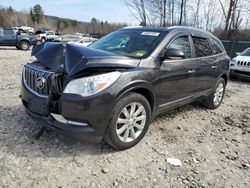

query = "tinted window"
[167,36,191,59]
[4,30,14,36]
[0,28,3,37]
[240,48,250,56]
[192,37,213,57]
[210,38,223,54]
[90,30,166,59]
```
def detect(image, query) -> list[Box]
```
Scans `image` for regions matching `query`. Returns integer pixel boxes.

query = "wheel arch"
[220,73,228,84]
[19,39,30,45]
[115,82,156,115]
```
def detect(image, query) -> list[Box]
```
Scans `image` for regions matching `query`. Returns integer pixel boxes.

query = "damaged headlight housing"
[64,72,121,97]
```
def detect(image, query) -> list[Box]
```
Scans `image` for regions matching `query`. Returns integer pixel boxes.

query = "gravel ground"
[0,47,249,188]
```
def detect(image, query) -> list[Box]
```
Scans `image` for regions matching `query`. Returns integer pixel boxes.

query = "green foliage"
[7,6,14,15]
[30,4,44,25]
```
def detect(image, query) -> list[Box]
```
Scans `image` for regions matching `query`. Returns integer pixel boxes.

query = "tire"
[103,92,151,150]
[16,45,20,50]
[202,78,226,109]
[19,41,30,50]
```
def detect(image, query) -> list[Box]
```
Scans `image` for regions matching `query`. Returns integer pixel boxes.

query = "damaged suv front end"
[21,42,142,139]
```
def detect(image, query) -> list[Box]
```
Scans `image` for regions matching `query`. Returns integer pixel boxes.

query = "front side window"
[89,30,166,59]
[167,36,191,59]
[192,37,213,57]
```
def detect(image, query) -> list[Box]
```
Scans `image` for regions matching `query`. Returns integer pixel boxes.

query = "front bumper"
[21,80,114,139]
[230,69,250,82]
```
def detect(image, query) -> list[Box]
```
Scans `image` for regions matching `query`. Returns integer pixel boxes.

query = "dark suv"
[20,26,230,150]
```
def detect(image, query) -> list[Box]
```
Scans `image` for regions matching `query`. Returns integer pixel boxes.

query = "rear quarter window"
[4,30,14,36]
[192,37,213,57]
[209,37,223,54]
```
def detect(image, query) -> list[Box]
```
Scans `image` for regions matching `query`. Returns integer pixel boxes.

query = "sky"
[0,0,137,24]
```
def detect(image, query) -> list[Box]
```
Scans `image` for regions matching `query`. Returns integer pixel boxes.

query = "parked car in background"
[52,34,82,43]
[0,28,35,50]
[35,30,56,43]
[20,26,229,150]
[230,48,250,81]
[68,37,98,47]
[12,26,35,34]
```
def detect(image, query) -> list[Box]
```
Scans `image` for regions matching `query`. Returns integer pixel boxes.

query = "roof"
[121,26,214,37]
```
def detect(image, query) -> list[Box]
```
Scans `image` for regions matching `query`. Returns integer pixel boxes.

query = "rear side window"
[4,30,14,36]
[192,37,213,57]
[0,29,3,37]
[167,36,191,59]
[210,38,223,54]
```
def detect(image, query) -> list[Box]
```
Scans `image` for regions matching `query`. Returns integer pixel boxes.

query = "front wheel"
[202,78,226,109]
[103,93,151,150]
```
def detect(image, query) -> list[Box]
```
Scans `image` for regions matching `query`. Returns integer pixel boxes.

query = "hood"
[32,43,140,76]
[233,55,250,62]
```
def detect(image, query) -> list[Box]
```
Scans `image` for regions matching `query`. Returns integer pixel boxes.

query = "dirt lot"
[0,47,249,188]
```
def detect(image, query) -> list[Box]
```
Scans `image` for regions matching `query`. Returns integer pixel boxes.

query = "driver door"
[158,35,195,109]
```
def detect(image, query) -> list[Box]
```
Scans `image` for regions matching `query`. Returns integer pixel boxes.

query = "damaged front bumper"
[21,79,114,139]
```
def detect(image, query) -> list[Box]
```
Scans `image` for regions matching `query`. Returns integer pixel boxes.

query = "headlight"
[64,72,121,97]
[231,59,237,63]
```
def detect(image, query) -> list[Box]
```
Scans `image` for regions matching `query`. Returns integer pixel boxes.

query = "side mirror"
[164,48,185,60]
[235,52,241,56]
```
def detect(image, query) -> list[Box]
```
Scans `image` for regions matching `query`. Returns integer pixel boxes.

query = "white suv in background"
[230,48,250,81]
[35,30,56,43]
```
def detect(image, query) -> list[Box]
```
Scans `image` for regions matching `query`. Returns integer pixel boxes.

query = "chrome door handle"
[212,65,218,69]
[188,69,196,74]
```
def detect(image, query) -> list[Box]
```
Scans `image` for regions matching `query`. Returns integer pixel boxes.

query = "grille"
[23,65,54,96]
[237,61,250,67]
[234,70,250,76]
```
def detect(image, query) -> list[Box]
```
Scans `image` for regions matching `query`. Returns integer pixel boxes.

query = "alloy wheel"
[116,102,146,143]
[213,82,224,106]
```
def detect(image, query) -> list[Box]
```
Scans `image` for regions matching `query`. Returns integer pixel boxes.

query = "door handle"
[211,65,218,69]
[188,69,196,74]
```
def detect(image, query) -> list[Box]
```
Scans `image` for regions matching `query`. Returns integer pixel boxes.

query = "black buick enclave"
[21,26,230,149]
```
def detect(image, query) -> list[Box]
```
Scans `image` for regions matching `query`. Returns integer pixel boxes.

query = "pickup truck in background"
[0,28,35,50]
[35,30,56,43]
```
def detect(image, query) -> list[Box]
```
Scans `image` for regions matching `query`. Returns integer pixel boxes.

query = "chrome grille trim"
[22,65,53,98]
[237,61,250,67]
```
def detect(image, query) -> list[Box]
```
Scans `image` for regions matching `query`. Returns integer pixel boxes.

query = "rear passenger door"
[190,36,215,91]
[0,29,3,44]
[2,29,16,45]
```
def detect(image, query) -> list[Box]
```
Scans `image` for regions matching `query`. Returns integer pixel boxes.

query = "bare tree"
[193,0,201,27]
[124,0,148,26]
[179,0,184,25]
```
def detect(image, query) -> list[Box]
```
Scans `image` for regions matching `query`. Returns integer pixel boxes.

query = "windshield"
[89,29,166,58]
[241,48,250,56]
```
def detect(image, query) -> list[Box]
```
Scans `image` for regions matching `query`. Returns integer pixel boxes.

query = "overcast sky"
[0,0,137,24]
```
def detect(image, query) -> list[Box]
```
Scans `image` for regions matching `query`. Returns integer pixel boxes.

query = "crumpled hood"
[32,42,140,76]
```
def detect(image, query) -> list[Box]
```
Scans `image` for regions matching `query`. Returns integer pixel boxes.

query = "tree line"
[0,4,127,35]
[124,0,250,39]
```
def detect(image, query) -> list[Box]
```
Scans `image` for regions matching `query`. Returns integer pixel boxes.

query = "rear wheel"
[202,78,226,109]
[103,93,151,150]
[19,41,30,50]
